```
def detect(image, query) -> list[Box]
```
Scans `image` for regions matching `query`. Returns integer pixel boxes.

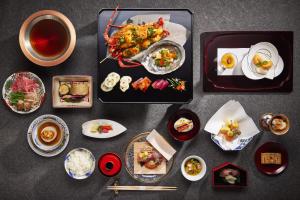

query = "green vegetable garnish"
[9,92,25,105]
[119,36,125,44]
[5,80,12,91]
[147,27,155,37]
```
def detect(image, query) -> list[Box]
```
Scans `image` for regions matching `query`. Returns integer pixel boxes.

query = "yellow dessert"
[252,54,273,70]
[221,53,236,69]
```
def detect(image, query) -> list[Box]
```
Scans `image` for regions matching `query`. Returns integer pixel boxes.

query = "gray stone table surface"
[0,0,300,200]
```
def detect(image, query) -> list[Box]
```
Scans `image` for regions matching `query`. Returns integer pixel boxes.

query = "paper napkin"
[204,100,260,150]
[146,129,176,161]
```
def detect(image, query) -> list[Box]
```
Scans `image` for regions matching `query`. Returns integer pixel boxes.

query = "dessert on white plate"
[242,54,284,80]
[247,42,279,79]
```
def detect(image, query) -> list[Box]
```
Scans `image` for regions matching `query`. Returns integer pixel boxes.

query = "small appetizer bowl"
[64,148,95,180]
[98,152,122,177]
[142,40,185,75]
[32,118,64,152]
[259,113,274,131]
[19,10,76,67]
[168,109,200,141]
[220,53,237,69]
[181,155,206,181]
[269,114,290,135]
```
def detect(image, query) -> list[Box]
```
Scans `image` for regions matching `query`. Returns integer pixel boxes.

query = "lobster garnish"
[102,5,169,68]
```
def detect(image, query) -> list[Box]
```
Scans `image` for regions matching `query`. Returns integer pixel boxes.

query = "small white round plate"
[181,155,207,181]
[242,54,284,80]
[247,42,279,77]
[27,114,69,157]
[64,148,95,180]
[247,42,279,68]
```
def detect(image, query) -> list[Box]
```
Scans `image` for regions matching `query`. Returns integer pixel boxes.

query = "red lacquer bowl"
[255,142,288,175]
[98,152,122,177]
[167,109,200,141]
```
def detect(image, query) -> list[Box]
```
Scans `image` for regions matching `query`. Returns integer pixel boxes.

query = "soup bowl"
[19,10,76,67]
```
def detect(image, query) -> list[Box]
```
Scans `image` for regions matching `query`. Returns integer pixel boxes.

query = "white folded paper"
[146,129,176,161]
[204,100,260,150]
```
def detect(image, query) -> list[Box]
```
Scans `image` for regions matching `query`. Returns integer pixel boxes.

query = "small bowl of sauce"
[33,120,63,151]
[19,10,76,67]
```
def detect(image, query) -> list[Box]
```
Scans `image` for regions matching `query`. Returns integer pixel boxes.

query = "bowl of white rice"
[64,148,95,180]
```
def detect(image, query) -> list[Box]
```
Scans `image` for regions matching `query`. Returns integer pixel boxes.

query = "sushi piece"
[152,79,169,90]
[132,77,152,92]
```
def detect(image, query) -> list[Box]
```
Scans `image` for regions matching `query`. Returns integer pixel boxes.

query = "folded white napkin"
[204,100,260,150]
[146,129,176,161]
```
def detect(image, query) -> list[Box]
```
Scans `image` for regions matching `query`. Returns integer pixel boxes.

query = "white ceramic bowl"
[181,155,206,181]
[64,148,95,180]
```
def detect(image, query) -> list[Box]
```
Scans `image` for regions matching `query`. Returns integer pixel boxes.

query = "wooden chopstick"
[107,185,177,191]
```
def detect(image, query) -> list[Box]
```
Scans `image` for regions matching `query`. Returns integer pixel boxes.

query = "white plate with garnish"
[141,40,185,75]
[81,119,126,139]
[247,42,279,79]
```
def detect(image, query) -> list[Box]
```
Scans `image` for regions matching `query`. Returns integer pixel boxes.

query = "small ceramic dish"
[82,119,126,139]
[181,155,206,181]
[27,114,69,157]
[247,42,279,77]
[31,118,64,151]
[269,114,290,135]
[212,162,247,188]
[167,109,200,141]
[19,10,76,67]
[141,40,185,75]
[64,148,96,180]
[52,75,93,108]
[259,113,290,135]
[241,54,284,80]
[220,52,238,69]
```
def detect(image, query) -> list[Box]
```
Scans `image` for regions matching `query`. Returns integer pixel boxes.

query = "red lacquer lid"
[98,152,122,177]
[255,142,288,175]
[167,109,200,142]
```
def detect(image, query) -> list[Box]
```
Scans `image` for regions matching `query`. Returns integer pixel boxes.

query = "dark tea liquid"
[30,19,68,57]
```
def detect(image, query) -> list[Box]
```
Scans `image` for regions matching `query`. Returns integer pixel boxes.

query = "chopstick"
[107,185,177,191]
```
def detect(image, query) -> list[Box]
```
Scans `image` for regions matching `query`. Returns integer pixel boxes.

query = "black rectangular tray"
[98,9,193,103]
[201,31,293,92]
